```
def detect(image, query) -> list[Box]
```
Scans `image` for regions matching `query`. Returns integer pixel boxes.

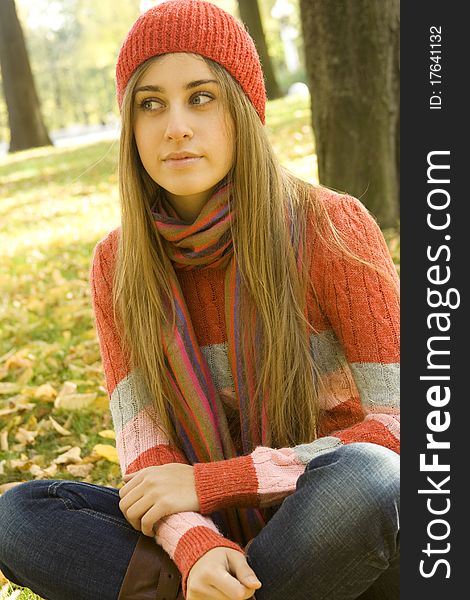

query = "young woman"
[0,2,400,599]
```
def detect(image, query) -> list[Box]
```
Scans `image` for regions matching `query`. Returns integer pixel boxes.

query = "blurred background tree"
[0,0,141,147]
[0,0,52,152]
[237,0,282,99]
[0,0,399,227]
[300,0,400,227]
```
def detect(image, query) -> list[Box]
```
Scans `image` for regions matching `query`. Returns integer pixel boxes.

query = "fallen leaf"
[5,354,33,370]
[0,348,17,363]
[93,395,109,410]
[81,350,101,365]
[55,392,97,410]
[0,432,8,451]
[92,444,119,464]
[66,463,94,477]
[31,454,46,467]
[0,482,24,495]
[49,416,72,436]
[57,381,77,397]
[14,428,38,445]
[9,458,30,470]
[29,464,45,477]
[11,444,27,452]
[98,430,116,440]
[0,399,35,417]
[43,463,58,477]
[55,445,72,453]
[17,367,34,385]
[34,383,57,400]
[54,446,82,465]
[0,383,19,395]
[0,407,17,417]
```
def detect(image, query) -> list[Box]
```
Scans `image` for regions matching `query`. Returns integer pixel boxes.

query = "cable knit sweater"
[90,188,400,591]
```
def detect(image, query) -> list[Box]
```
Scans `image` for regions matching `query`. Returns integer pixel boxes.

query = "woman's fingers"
[186,547,261,600]
[228,552,262,591]
[120,495,153,530]
[140,504,166,536]
[118,483,144,510]
[211,569,257,600]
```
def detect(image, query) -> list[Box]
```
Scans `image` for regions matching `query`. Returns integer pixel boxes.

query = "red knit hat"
[116,0,266,123]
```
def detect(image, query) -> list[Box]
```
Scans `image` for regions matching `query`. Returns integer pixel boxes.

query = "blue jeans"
[0,443,399,599]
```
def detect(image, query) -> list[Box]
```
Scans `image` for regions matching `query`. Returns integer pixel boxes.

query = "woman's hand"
[186,547,262,600]
[118,463,199,536]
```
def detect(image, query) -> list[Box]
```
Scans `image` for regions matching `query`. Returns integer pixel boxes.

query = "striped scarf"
[152,180,297,544]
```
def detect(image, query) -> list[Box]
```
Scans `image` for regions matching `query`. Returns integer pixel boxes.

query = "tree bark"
[237,0,283,100]
[300,0,399,227]
[0,0,52,152]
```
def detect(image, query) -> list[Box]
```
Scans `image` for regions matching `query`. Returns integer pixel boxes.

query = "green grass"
[0,582,43,599]
[0,93,399,598]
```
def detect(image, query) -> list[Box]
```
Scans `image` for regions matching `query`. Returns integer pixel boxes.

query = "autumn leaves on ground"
[0,94,400,599]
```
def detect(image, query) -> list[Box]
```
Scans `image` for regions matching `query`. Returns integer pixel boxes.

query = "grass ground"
[0,93,399,599]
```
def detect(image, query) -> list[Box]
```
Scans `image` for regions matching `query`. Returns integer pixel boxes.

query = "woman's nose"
[164,106,193,141]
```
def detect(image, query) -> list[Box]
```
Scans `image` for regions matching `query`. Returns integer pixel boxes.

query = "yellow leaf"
[49,416,72,436]
[17,367,34,385]
[92,444,119,464]
[43,463,58,477]
[5,354,33,370]
[25,415,38,429]
[14,428,38,445]
[0,382,19,395]
[83,328,98,340]
[56,445,72,453]
[29,464,45,478]
[55,392,97,410]
[0,432,9,451]
[0,407,17,417]
[31,454,46,467]
[58,381,77,396]
[0,481,24,495]
[98,429,116,440]
[93,395,109,410]
[82,350,101,365]
[66,463,94,477]
[54,446,82,465]
[9,458,31,471]
[34,383,58,400]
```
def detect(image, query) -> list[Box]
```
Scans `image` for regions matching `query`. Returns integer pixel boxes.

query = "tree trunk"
[299,0,399,227]
[237,0,283,100]
[0,0,52,152]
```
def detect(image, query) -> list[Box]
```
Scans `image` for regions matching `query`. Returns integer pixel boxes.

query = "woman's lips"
[163,156,202,169]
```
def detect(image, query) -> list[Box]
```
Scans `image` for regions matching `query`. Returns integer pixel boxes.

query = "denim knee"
[306,442,399,499]
[0,481,45,537]
[302,442,400,554]
[0,481,46,575]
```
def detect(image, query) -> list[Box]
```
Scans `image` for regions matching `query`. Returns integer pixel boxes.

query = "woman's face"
[133,53,235,222]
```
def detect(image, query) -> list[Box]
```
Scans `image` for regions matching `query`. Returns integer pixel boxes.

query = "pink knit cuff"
[194,455,260,514]
[174,526,243,596]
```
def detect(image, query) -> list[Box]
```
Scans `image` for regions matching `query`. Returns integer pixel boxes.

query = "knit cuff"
[194,455,260,514]
[174,526,244,597]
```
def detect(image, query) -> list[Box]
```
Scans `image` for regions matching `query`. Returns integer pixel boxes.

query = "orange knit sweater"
[90,188,400,590]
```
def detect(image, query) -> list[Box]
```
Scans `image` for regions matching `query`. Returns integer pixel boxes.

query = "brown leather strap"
[118,535,183,600]
[154,547,183,600]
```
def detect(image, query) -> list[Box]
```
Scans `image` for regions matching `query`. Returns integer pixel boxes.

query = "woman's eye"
[191,93,213,105]
[139,99,162,111]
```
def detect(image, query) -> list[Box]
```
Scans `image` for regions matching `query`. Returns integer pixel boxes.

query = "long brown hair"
[113,53,396,451]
